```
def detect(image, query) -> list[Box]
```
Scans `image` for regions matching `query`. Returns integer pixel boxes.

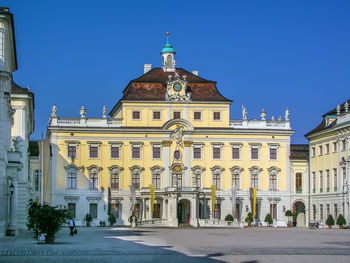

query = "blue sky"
[4,0,350,143]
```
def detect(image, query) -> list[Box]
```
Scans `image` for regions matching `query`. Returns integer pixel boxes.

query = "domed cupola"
[161,32,176,72]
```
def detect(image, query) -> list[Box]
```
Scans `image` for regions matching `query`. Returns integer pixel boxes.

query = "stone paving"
[0,227,350,262]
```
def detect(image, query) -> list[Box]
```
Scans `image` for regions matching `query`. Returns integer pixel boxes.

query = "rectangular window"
[341,140,346,151]
[132,173,140,189]
[312,147,315,157]
[319,171,323,192]
[173,111,181,119]
[68,145,76,158]
[270,148,277,160]
[251,147,259,160]
[34,170,40,191]
[251,174,259,188]
[193,147,201,159]
[313,205,316,220]
[320,204,323,221]
[67,203,76,218]
[172,174,182,189]
[333,142,337,152]
[213,147,221,159]
[319,145,323,155]
[89,146,98,158]
[132,146,141,159]
[153,111,161,120]
[89,173,98,189]
[213,174,221,189]
[89,203,98,219]
[270,174,277,191]
[214,203,221,219]
[192,173,201,188]
[326,204,330,218]
[111,173,119,189]
[213,112,221,120]
[67,172,77,189]
[270,204,277,220]
[152,146,161,159]
[334,204,338,220]
[152,173,161,189]
[333,168,337,192]
[296,173,302,193]
[232,147,240,159]
[325,144,329,154]
[312,172,316,193]
[132,111,140,120]
[193,111,201,120]
[111,146,120,159]
[326,170,330,192]
[232,173,240,188]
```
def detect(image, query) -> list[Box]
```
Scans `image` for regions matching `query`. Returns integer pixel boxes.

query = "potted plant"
[336,214,346,229]
[326,214,335,229]
[285,210,293,227]
[129,215,137,227]
[84,213,93,227]
[245,212,254,227]
[225,214,234,225]
[27,199,70,244]
[108,213,117,226]
[264,213,273,227]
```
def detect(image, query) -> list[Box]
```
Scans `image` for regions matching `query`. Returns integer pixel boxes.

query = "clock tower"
[161,32,176,72]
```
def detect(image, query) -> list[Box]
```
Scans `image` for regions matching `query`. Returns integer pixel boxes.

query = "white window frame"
[211,143,223,160]
[152,110,161,121]
[230,143,242,160]
[130,142,143,160]
[250,143,261,161]
[192,143,204,160]
[109,142,122,160]
[151,143,162,160]
[132,110,141,120]
[193,111,202,121]
[67,167,77,189]
[230,166,243,190]
[249,166,262,189]
[213,111,221,121]
[88,142,101,159]
[268,144,279,161]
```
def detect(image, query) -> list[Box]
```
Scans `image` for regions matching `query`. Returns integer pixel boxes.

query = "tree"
[84,213,93,227]
[285,210,294,226]
[27,199,70,244]
[108,213,117,226]
[264,213,273,227]
[326,214,335,228]
[245,212,254,226]
[336,214,346,228]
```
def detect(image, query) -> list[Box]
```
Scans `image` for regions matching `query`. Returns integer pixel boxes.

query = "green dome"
[161,43,175,53]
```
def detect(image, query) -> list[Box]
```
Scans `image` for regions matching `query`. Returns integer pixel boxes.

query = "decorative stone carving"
[51,104,57,118]
[12,137,22,152]
[271,116,275,121]
[285,107,290,121]
[102,105,107,118]
[345,101,349,113]
[278,115,282,121]
[165,71,191,102]
[260,109,266,120]
[170,125,185,147]
[336,104,341,115]
[242,105,247,120]
[80,106,86,118]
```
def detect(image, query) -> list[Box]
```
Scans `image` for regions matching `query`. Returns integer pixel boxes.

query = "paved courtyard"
[1,227,350,263]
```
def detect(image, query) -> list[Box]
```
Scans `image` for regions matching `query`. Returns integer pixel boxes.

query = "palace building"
[46,35,294,227]
[305,100,350,226]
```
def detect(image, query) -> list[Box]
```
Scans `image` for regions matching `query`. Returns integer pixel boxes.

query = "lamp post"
[6,183,15,236]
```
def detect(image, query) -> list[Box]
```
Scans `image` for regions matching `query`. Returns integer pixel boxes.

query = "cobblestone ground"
[1,227,350,263]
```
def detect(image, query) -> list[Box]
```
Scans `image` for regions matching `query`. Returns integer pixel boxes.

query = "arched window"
[130,166,144,190]
[192,166,205,189]
[211,166,224,190]
[166,55,172,68]
[89,168,99,189]
[268,166,281,191]
[67,168,77,189]
[230,166,243,190]
[249,166,262,189]
[109,165,123,190]
[151,165,164,189]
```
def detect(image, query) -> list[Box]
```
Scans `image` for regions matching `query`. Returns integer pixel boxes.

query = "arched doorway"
[178,199,191,225]
[293,201,306,227]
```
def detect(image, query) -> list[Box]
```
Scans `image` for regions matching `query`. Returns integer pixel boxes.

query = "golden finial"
[166,32,170,36]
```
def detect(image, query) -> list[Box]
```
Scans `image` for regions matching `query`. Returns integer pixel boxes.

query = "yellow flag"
[149,184,155,212]
[211,185,216,217]
[252,187,257,217]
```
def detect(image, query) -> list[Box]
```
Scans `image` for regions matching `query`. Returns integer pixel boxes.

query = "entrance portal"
[293,201,306,227]
[177,199,191,225]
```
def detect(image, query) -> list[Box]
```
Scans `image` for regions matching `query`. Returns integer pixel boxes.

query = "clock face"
[173,83,182,92]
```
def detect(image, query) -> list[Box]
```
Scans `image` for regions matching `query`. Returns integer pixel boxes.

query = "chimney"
[144,64,152,74]
[192,70,198,76]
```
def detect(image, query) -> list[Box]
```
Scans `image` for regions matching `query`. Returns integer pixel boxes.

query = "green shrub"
[336,214,346,226]
[326,215,335,226]
[108,214,117,226]
[27,199,70,243]
[264,213,273,226]
[225,214,234,221]
[245,212,253,224]
[285,210,293,217]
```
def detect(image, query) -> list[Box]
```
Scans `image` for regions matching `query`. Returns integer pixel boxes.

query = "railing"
[135,219,167,227]
[57,118,80,124]
[229,119,291,130]
[51,117,123,127]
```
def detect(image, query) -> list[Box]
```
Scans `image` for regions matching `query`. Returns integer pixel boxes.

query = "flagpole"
[40,133,44,205]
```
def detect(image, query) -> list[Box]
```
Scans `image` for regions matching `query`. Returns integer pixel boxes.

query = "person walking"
[69,218,75,236]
